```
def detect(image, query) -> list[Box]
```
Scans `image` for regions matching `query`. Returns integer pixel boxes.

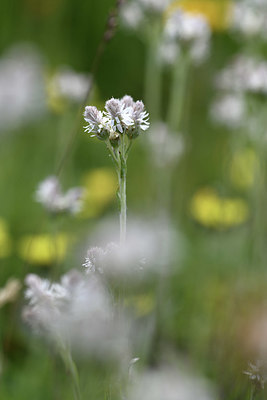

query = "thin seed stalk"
[58,340,82,400]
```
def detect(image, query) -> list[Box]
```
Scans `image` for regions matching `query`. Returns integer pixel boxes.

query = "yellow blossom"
[0,218,12,258]
[18,233,69,265]
[190,187,249,229]
[168,0,232,31]
[79,168,117,219]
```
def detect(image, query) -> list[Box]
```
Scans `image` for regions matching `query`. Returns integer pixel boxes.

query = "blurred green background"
[0,0,266,399]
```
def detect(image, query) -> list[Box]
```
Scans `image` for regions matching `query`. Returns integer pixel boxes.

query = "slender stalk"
[167,51,190,132]
[118,134,127,244]
[58,340,82,400]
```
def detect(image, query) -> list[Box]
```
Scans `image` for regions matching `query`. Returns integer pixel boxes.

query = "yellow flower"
[229,148,259,190]
[18,233,69,265]
[190,187,249,229]
[0,218,12,258]
[79,168,117,219]
[168,0,232,31]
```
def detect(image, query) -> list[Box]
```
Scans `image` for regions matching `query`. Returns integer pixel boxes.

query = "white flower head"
[162,9,211,64]
[120,2,144,30]
[210,94,246,129]
[84,217,182,280]
[215,55,267,95]
[51,66,90,102]
[84,96,150,142]
[230,1,267,39]
[24,270,130,361]
[35,176,83,215]
[128,365,216,400]
[0,43,46,133]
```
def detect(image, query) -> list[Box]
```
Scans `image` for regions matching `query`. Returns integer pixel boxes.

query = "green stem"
[118,135,127,244]
[58,341,82,400]
[167,51,190,132]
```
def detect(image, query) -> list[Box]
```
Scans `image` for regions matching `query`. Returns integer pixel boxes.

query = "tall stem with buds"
[83,96,149,244]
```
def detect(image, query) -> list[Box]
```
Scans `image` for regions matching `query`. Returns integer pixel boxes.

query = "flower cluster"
[161,8,211,64]
[244,360,267,390]
[230,0,267,40]
[215,55,267,95]
[35,176,83,215]
[120,0,170,30]
[84,95,149,144]
[210,94,245,129]
[24,270,128,360]
[128,365,216,400]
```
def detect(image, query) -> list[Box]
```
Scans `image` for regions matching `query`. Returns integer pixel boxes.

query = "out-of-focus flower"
[168,0,231,31]
[120,0,170,30]
[127,365,216,400]
[215,55,267,95]
[148,122,184,167]
[0,218,12,258]
[35,176,83,215]
[0,278,21,308]
[210,94,245,129]
[79,168,117,218]
[48,66,90,103]
[229,148,259,190]
[190,188,249,229]
[0,43,46,133]
[161,8,211,64]
[18,233,69,265]
[230,0,267,39]
[83,218,180,279]
[24,270,129,361]
[84,96,150,142]
[244,360,267,390]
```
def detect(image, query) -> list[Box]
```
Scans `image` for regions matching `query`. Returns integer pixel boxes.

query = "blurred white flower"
[215,55,267,95]
[128,365,216,400]
[0,278,21,308]
[210,94,246,129]
[230,0,267,39]
[148,122,184,167]
[83,217,181,279]
[0,43,46,132]
[50,66,90,102]
[161,9,211,64]
[24,270,129,361]
[244,360,267,390]
[120,2,144,30]
[35,176,83,215]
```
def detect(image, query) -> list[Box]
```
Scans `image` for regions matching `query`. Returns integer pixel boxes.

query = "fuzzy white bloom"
[50,66,90,102]
[161,9,211,64]
[230,1,267,39]
[83,218,182,279]
[0,44,46,132]
[215,55,267,95]
[210,94,246,129]
[120,2,144,30]
[24,270,129,360]
[35,176,83,215]
[148,122,184,166]
[84,95,150,141]
[139,0,170,13]
[128,366,216,400]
